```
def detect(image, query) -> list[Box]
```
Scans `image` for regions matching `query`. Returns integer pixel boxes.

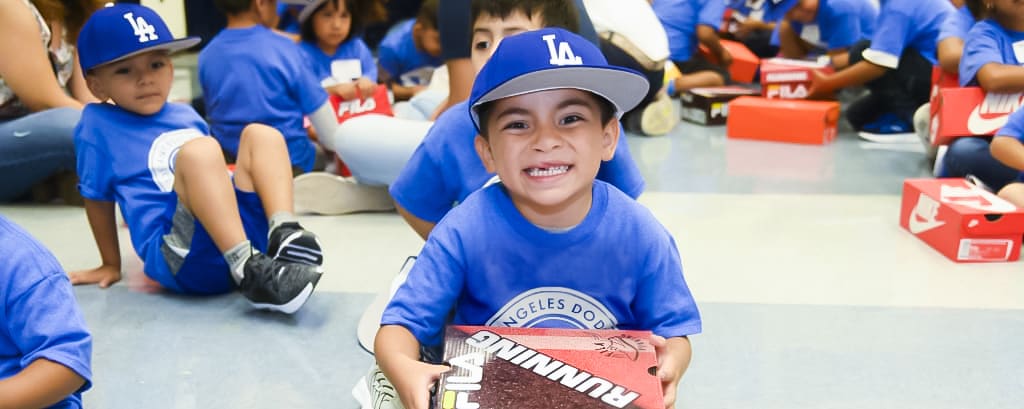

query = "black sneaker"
[267,222,323,266]
[239,252,322,314]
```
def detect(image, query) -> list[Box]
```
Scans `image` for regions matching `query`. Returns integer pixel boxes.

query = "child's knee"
[997,183,1024,206]
[177,137,225,166]
[240,123,285,147]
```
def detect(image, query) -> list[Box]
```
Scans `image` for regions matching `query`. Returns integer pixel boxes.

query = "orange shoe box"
[759,57,834,99]
[434,326,663,409]
[700,39,760,83]
[929,87,1024,146]
[726,96,840,144]
[900,178,1024,262]
[679,86,759,125]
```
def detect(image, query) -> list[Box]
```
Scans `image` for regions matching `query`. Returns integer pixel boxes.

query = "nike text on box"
[699,39,761,83]
[680,86,759,126]
[929,87,1024,146]
[434,326,663,409]
[725,96,839,144]
[900,178,1024,262]
[759,58,834,100]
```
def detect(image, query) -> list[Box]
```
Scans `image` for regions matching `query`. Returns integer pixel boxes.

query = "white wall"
[141,0,187,38]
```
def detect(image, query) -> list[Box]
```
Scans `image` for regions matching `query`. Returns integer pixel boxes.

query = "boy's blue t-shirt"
[388,101,646,224]
[860,0,955,68]
[997,106,1024,143]
[769,0,877,51]
[937,5,975,43]
[300,37,378,84]
[378,19,443,86]
[381,181,702,347]
[0,216,91,409]
[74,102,210,262]
[199,25,327,172]
[653,0,727,62]
[959,19,1024,87]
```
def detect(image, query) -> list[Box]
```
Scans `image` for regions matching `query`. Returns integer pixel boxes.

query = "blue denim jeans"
[940,136,1020,192]
[0,107,80,201]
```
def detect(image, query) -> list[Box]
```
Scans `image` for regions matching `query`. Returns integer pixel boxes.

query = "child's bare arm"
[651,335,692,409]
[991,135,1024,170]
[696,25,731,67]
[0,358,85,409]
[976,63,1024,93]
[807,60,887,99]
[375,325,449,409]
[396,203,436,241]
[69,198,121,287]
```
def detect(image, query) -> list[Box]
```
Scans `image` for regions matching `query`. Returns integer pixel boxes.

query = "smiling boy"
[374,28,702,409]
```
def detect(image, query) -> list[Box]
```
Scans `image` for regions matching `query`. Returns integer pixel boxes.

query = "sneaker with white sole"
[267,222,323,266]
[239,252,322,314]
[294,172,395,215]
[639,93,678,136]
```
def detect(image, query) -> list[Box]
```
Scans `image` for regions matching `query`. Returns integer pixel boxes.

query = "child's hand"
[356,77,378,98]
[807,70,832,100]
[651,334,691,409]
[69,264,121,288]
[392,359,450,409]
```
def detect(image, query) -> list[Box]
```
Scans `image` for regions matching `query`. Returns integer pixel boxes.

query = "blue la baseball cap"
[78,4,200,71]
[468,28,649,132]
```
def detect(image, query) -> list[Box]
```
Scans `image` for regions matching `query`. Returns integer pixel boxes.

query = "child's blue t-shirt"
[959,19,1024,87]
[937,5,975,43]
[860,0,955,68]
[653,0,727,62]
[198,25,327,172]
[388,101,646,224]
[769,0,877,51]
[378,19,443,86]
[381,181,702,347]
[74,102,211,262]
[0,215,91,409]
[300,37,378,84]
[997,106,1024,142]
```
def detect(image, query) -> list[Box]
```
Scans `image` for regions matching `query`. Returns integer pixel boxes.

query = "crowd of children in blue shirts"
[13,0,1024,407]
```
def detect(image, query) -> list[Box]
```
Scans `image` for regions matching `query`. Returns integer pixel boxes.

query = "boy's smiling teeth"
[526,165,570,177]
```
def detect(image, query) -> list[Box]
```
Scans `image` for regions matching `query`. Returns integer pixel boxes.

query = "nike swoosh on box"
[966,106,1010,135]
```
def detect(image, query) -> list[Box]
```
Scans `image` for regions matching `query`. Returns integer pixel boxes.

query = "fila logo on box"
[966,92,1024,135]
[766,84,808,99]
[711,102,727,118]
[337,98,377,116]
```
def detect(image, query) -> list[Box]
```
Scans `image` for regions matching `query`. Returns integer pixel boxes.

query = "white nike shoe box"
[900,178,1024,262]
[929,87,1024,146]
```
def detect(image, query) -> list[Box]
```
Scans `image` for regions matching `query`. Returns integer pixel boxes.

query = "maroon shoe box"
[434,325,663,409]
[680,86,759,126]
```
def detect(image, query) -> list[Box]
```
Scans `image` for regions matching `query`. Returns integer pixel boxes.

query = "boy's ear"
[474,135,497,173]
[601,119,620,162]
[84,74,107,102]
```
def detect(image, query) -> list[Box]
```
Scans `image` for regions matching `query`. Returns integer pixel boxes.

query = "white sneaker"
[293,172,395,215]
[639,93,678,136]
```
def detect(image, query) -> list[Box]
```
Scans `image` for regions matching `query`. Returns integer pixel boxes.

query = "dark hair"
[300,0,388,44]
[416,0,439,30]
[964,0,986,20]
[475,91,617,139]
[212,0,254,16]
[31,0,105,44]
[470,0,580,34]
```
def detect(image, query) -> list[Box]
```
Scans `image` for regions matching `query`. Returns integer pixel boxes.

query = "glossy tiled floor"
[4,60,1024,407]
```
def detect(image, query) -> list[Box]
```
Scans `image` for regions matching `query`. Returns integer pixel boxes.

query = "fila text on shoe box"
[900,178,1024,262]
[929,87,1024,146]
[759,58,834,100]
[435,326,663,409]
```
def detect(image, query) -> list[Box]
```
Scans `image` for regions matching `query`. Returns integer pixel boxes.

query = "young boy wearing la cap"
[72,3,324,314]
[389,0,645,241]
[0,215,92,408]
[374,28,702,409]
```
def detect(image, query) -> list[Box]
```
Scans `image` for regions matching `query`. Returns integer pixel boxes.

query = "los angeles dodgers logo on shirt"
[148,129,204,192]
[543,34,583,66]
[123,12,158,43]
[486,287,618,329]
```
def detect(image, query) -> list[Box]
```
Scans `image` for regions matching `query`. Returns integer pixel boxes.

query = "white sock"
[224,240,253,283]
